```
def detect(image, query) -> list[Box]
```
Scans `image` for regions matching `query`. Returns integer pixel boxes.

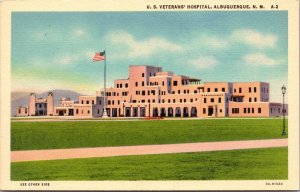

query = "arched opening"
[183,107,189,117]
[125,107,131,117]
[153,107,159,117]
[191,107,197,117]
[160,108,166,117]
[112,108,118,117]
[132,107,138,117]
[175,107,181,117]
[168,107,173,117]
[140,107,146,117]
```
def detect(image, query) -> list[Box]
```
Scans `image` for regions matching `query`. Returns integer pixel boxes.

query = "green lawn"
[11,147,288,180]
[11,119,288,151]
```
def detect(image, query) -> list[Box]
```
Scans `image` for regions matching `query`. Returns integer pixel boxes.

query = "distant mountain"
[11,91,31,101]
[11,90,83,116]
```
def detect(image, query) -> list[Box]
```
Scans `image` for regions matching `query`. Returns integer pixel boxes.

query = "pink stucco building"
[16,65,288,118]
[98,65,287,118]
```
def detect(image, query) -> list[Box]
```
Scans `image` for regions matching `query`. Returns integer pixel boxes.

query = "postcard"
[0,0,299,190]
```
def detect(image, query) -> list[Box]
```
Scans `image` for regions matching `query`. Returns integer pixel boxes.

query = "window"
[117,84,119,88]
[162,81,165,86]
[249,98,252,102]
[214,88,218,92]
[168,81,171,86]
[92,100,94,104]
[86,101,89,104]
[184,99,186,103]
[239,88,242,93]
[203,108,206,114]
[252,108,254,113]
[204,98,207,103]
[244,108,246,113]
[178,90,180,94]
[258,108,262,113]
[218,97,221,103]
[248,108,250,113]
[135,82,138,87]
[249,87,251,93]
[234,88,236,93]
[142,73,144,77]
[76,109,79,114]
[18,108,21,114]
[184,90,186,94]
[232,108,239,114]
[180,99,182,103]
[254,87,256,92]
[162,99,165,103]
[150,72,152,76]
[207,88,210,92]
[88,110,90,114]
[173,99,176,103]
[220,109,222,113]
[142,100,145,103]
[190,99,193,102]
[142,90,145,95]
[99,100,102,105]
[222,88,225,92]
[120,84,122,88]
[142,81,144,86]
[125,83,128,88]
[173,81,178,86]
[168,99,171,103]
[152,99,155,103]
[210,98,214,103]
[108,100,111,105]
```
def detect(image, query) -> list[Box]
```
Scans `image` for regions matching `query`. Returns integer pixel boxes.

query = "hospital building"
[16,65,288,118]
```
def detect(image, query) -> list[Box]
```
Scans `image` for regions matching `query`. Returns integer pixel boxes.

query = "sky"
[12,11,288,102]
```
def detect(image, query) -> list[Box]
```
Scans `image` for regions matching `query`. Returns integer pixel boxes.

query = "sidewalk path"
[11,138,288,162]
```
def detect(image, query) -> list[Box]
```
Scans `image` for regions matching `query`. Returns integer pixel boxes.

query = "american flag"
[93,51,105,62]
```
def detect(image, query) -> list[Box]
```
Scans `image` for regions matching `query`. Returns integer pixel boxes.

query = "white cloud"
[188,56,218,69]
[231,29,278,48]
[73,28,86,36]
[57,55,80,65]
[108,31,183,58]
[243,53,279,66]
[202,36,229,49]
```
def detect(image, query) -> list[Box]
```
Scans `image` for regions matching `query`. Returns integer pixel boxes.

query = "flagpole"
[102,50,108,118]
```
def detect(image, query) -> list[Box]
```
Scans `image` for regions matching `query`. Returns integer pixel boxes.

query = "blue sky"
[12,11,288,102]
